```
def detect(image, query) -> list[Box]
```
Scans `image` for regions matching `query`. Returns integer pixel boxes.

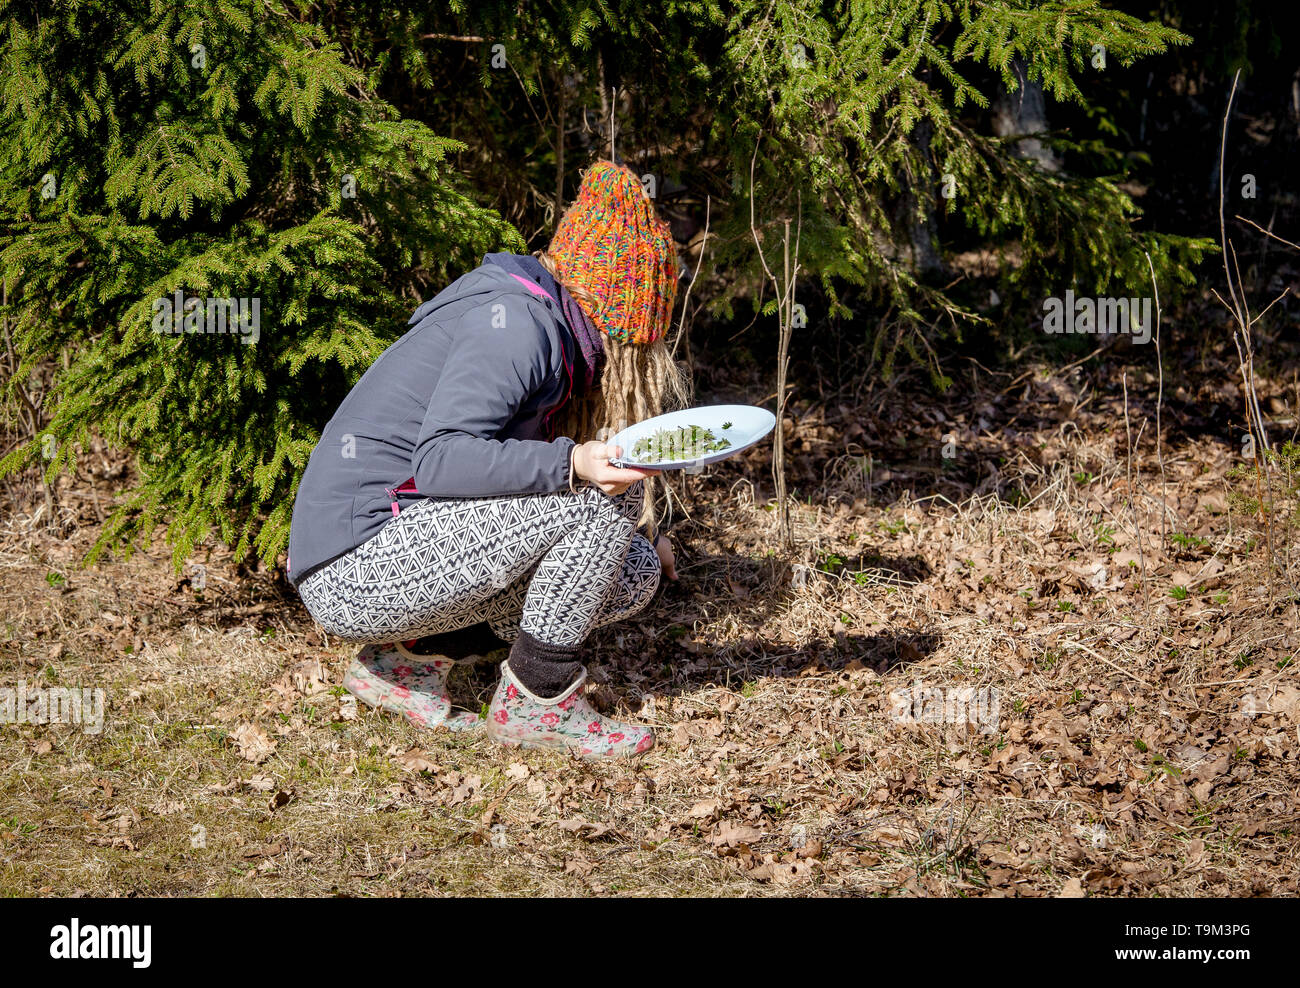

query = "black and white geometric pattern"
[297,482,660,647]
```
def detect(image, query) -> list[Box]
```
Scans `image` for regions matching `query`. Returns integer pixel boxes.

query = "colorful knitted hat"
[547,161,678,345]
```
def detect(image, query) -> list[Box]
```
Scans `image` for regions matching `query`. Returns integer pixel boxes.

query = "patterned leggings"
[296,481,659,648]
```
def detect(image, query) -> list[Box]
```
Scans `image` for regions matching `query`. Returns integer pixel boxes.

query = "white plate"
[607,404,776,471]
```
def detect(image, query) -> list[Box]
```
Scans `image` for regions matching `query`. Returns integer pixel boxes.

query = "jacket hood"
[482,251,562,304]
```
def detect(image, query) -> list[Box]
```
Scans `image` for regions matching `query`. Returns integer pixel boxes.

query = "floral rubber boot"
[343,641,482,732]
[486,660,655,758]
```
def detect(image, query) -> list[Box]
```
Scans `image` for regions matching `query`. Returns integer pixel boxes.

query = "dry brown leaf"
[241,842,283,859]
[1271,686,1300,722]
[557,818,615,840]
[1057,877,1087,898]
[334,695,359,722]
[711,820,762,848]
[230,723,276,764]
[269,789,294,812]
[1186,752,1230,784]
[393,748,439,774]
[688,799,720,820]
[797,839,823,860]
[85,834,135,851]
[770,859,816,885]
[445,774,482,806]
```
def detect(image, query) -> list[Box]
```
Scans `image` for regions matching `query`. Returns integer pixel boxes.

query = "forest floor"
[1,332,1297,897]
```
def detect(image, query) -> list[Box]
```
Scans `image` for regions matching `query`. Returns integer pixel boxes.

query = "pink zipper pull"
[385,487,400,518]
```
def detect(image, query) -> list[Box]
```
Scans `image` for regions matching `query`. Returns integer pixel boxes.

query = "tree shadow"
[453,621,941,710]
[573,549,942,701]
[808,550,934,585]
[133,564,307,636]
[252,539,942,711]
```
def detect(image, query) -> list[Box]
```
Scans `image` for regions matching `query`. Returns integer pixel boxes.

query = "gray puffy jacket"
[286,252,578,585]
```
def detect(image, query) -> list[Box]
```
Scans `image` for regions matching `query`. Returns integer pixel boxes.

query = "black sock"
[409,622,507,661]
[507,629,583,699]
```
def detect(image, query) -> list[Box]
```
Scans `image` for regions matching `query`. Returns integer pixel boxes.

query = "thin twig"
[1144,251,1168,544]
[1234,214,1300,253]
[671,195,711,363]
[1121,372,1150,611]
[1060,640,1148,685]
[1215,69,1277,599]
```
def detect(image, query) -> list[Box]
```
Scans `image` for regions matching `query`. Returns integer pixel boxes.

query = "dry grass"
[1,356,1297,897]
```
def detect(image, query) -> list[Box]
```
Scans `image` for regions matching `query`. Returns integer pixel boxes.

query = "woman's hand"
[572,441,652,496]
[654,533,677,581]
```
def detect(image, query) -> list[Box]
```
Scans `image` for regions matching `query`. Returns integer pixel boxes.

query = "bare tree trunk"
[598,52,611,159]
[555,71,566,217]
[906,118,944,277]
[993,57,1061,172]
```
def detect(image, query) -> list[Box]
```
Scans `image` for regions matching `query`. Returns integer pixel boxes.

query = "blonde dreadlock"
[534,249,692,532]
